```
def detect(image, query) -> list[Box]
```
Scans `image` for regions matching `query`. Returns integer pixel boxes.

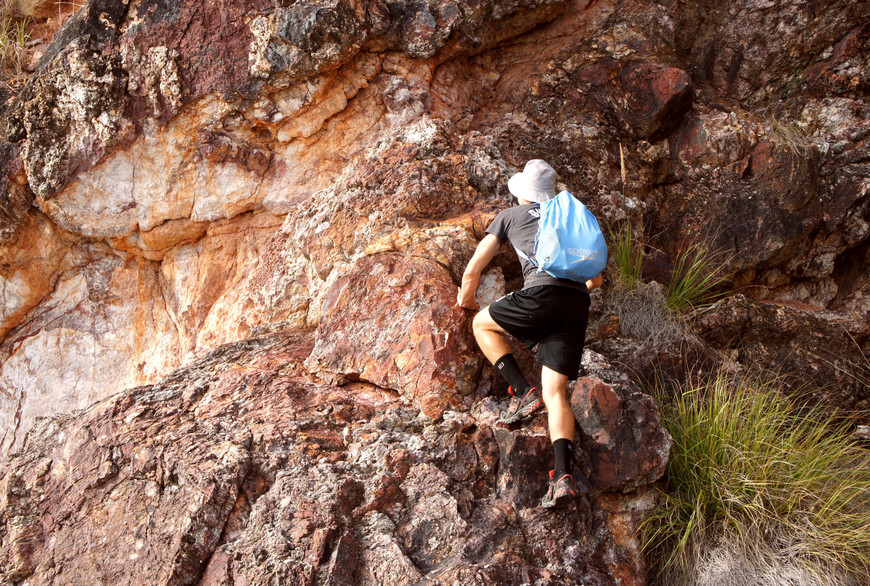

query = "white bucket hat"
[508,159,557,203]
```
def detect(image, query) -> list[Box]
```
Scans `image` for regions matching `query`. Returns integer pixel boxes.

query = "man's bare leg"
[540,364,588,506]
[471,308,513,364]
[541,366,573,441]
[472,308,543,423]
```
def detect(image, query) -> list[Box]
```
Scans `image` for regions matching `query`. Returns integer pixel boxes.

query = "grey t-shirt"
[486,203,588,292]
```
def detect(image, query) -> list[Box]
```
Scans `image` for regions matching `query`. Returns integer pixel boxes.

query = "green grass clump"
[607,219,645,289]
[0,14,30,77]
[643,372,870,585]
[664,239,727,313]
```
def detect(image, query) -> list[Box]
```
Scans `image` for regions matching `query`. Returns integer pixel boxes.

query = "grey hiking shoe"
[541,470,589,509]
[500,386,543,424]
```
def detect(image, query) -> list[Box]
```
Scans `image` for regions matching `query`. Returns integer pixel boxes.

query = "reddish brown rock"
[799,22,870,98]
[494,426,553,509]
[693,295,870,413]
[672,0,864,106]
[617,63,693,141]
[594,489,661,586]
[661,109,828,273]
[570,352,673,494]
[306,253,481,418]
[0,329,668,585]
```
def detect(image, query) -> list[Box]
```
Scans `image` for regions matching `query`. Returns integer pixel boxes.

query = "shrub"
[643,372,870,585]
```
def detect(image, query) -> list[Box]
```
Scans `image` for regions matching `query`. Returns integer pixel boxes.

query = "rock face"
[0,0,868,583]
[694,295,870,412]
[0,328,664,585]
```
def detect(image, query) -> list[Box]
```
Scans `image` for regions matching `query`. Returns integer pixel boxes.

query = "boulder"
[616,63,693,141]
[305,253,481,419]
[571,351,673,494]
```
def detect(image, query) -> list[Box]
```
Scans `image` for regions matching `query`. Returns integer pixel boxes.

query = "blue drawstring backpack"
[514,190,607,282]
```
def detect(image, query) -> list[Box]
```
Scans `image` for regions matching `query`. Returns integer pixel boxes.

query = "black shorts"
[488,285,590,379]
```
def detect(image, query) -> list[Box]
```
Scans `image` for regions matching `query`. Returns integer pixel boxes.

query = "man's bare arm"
[457,234,501,310]
[586,274,604,291]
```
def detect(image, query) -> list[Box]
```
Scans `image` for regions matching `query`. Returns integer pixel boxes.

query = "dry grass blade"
[769,117,814,157]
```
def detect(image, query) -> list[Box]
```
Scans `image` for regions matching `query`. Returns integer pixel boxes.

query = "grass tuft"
[769,118,814,157]
[643,372,870,585]
[0,15,30,72]
[665,239,727,313]
[607,219,645,289]
[0,0,31,88]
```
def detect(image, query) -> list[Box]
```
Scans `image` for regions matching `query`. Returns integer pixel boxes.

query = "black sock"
[494,354,530,394]
[553,438,574,478]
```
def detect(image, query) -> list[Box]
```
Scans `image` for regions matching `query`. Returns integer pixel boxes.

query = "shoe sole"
[542,492,575,509]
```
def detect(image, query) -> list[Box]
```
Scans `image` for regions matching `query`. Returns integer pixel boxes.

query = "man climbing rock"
[457,159,603,509]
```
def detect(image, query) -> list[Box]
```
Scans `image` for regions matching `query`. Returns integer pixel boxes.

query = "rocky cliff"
[0,0,867,583]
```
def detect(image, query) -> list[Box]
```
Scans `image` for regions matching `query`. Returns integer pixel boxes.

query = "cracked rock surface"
[0,0,868,582]
[0,0,866,453]
[0,329,666,584]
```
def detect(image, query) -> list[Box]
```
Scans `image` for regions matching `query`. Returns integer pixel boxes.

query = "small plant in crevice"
[0,15,29,74]
[664,238,728,313]
[607,218,645,289]
[779,50,818,98]
[768,117,814,157]
[642,371,870,586]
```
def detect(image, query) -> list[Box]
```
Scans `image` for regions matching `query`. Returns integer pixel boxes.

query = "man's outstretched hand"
[456,287,480,310]
[457,234,500,312]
